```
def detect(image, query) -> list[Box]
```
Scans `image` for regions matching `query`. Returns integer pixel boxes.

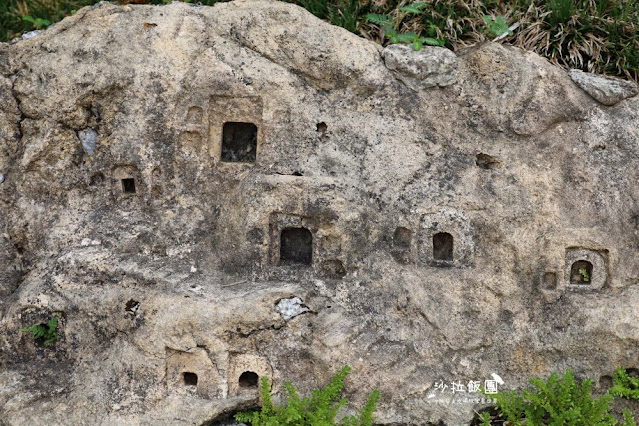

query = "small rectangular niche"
[570,260,593,285]
[433,232,454,262]
[393,227,412,250]
[221,122,257,163]
[238,371,259,389]
[183,372,198,387]
[564,248,606,290]
[391,226,412,264]
[121,178,136,194]
[280,227,312,265]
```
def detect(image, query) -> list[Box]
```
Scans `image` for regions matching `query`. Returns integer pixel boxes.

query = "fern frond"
[365,14,391,27]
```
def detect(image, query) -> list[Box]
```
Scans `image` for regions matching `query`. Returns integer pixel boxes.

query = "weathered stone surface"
[0,1,638,425]
[570,69,639,105]
[383,44,458,90]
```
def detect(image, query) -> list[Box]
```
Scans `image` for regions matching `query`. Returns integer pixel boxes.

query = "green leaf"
[421,37,445,46]
[365,13,391,27]
[478,412,492,426]
[395,33,417,44]
[399,2,427,14]
[357,389,381,426]
[20,313,60,346]
[35,18,51,27]
[399,5,423,14]
[386,27,400,43]
[22,15,52,30]
[622,409,637,426]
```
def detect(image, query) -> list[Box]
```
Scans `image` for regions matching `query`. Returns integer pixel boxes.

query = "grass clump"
[293,0,638,82]
[1,0,637,82]
[234,365,381,426]
[477,369,637,425]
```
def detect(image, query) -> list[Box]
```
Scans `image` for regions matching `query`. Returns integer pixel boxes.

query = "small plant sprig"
[366,3,444,51]
[482,15,513,39]
[22,15,52,30]
[579,267,590,282]
[610,367,639,400]
[21,313,61,346]
[235,365,381,426]
[477,411,492,426]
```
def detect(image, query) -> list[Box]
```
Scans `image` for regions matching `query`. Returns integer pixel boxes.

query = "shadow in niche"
[221,122,257,163]
[570,260,593,284]
[121,178,136,194]
[393,227,412,250]
[280,228,312,265]
[238,371,259,389]
[433,232,453,262]
[183,372,198,387]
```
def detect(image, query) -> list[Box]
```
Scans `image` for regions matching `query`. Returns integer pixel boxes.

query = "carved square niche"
[112,165,141,199]
[565,248,607,290]
[165,347,222,399]
[418,209,475,268]
[268,213,322,266]
[209,96,263,163]
[228,353,272,397]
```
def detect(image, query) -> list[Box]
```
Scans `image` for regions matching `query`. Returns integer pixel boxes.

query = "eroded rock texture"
[0,1,638,424]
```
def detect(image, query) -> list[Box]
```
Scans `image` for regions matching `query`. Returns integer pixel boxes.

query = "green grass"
[1,0,637,82]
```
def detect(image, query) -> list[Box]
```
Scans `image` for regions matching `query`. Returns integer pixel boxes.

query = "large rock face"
[1,1,638,424]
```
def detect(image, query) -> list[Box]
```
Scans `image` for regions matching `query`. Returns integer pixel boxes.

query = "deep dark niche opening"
[570,260,593,284]
[393,227,412,250]
[280,227,312,265]
[433,232,454,262]
[121,178,136,194]
[221,122,257,162]
[476,153,498,170]
[316,122,327,133]
[239,371,259,388]
[183,372,198,387]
